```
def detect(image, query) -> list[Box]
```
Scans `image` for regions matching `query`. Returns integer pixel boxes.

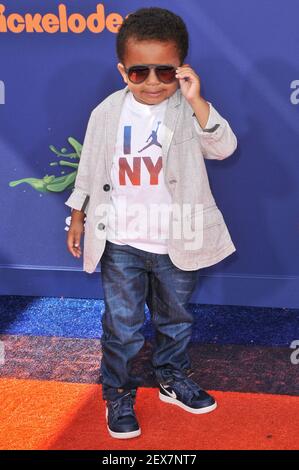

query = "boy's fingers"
[73,234,82,248]
[72,238,82,257]
[67,232,82,257]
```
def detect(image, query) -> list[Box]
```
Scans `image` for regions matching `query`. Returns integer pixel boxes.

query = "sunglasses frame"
[123,63,181,84]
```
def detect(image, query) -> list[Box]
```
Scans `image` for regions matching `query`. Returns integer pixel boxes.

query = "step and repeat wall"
[0,0,298,307]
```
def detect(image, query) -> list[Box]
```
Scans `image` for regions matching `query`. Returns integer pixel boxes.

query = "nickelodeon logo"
[0,3,125,34]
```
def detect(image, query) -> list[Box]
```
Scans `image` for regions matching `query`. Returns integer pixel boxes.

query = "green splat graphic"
[9,137,82,193]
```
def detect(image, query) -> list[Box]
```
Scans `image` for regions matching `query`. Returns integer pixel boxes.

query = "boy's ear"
[117,63,128,84]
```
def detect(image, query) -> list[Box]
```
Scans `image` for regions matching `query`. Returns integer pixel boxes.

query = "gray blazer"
[65,85,238,273]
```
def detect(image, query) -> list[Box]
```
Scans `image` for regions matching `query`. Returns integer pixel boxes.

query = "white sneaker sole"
[159,392,217,414]
[106,408,141,439]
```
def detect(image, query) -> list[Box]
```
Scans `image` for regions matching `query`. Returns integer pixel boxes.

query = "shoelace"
[109,393,135,420]
[169,372,203,402]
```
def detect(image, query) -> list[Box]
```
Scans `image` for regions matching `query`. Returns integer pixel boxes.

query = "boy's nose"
[146,68,160,84]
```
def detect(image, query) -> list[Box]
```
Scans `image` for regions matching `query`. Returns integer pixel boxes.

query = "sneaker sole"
[106,409,141,440]
[159,391,217,414]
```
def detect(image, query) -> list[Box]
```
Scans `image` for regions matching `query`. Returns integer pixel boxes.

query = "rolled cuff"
[193,101,222,137]
[65,189,90,213]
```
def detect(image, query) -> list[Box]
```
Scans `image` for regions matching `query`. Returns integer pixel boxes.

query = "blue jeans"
[100,240,200,401]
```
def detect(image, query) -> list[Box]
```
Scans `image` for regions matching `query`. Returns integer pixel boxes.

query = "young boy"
[65,7,237,440]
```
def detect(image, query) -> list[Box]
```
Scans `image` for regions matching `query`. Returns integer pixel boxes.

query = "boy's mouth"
[145,90,162,96]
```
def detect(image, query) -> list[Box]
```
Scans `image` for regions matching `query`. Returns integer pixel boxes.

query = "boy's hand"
[67,210,85,258]
[175,64,202,103]
[176,63,210,129]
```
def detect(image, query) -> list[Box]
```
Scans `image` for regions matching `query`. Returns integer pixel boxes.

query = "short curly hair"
[116,7,189,65]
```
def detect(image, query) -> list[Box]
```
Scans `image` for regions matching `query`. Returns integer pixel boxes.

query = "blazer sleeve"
[64,109,97,214]
[193,101,237,160]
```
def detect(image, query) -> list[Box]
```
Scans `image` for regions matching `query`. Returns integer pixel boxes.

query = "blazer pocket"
[203,205,224,228]
[189,205,224,231]
[173,127,194,145]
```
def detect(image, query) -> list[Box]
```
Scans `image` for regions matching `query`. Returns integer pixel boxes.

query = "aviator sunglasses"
[124,63,180,84]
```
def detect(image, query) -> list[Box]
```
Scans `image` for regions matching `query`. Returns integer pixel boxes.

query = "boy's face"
[117,39,182,105]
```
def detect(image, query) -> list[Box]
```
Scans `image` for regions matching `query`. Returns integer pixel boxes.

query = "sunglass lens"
[156,66,176,83]
[128,67,149,84]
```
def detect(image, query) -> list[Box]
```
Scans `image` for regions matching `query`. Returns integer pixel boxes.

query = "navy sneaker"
[159,374,217,414]
[106,392,141,439]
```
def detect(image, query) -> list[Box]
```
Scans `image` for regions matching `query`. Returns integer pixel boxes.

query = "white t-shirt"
[106,91,172,254]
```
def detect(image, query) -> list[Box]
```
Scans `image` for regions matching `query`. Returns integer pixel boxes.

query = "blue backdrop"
[1,0,299,307]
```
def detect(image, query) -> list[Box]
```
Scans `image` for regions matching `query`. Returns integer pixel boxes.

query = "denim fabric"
[100,240,200,401]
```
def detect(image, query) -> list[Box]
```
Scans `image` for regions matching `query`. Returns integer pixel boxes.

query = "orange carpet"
[0,378,298,450]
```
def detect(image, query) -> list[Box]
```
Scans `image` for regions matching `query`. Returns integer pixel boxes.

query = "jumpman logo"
[138,121,162,153]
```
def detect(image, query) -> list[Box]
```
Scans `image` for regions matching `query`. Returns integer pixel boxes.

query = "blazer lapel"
[162,88,181,175]
[105,86,130,176]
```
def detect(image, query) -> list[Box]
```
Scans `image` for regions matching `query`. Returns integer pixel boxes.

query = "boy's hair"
[116,7,189,65]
